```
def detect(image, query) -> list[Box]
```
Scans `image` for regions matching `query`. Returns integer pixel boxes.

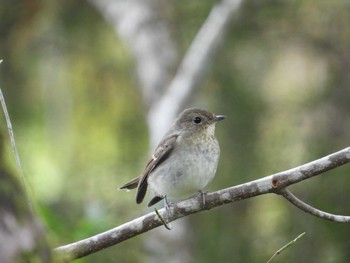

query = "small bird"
[119,108,225,207]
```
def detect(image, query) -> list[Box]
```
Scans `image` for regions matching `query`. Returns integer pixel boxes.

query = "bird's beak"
[214,115,226,122]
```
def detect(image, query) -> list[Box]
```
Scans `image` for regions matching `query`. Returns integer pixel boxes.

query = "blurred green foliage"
[1,0,350,262]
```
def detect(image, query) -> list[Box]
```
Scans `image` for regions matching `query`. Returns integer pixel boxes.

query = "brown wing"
[136,134,178,204]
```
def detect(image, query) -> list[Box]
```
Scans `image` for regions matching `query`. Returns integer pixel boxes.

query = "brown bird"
[119,108,225,207]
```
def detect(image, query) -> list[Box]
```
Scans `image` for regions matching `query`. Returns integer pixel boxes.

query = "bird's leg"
[198,190,207,206]
[164,195,171,211]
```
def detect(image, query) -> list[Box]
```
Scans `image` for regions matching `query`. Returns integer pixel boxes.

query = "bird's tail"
[118,176,140,190]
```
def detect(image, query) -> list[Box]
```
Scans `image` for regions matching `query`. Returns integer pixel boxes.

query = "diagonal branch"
[148,0,243,146]
[279,189,350,223]
[267,232,306,263]
[54,147,350,261]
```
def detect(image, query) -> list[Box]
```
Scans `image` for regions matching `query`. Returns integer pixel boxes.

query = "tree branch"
[54,146,350,261]
[279,189,350,223]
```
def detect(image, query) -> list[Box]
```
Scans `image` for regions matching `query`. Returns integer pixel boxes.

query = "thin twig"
[267,232,306,263]
[154,208,172,230]
[0,60,32,211]
[280,189,350,223]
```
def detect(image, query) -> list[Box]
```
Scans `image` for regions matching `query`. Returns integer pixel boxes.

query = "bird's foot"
[164,196,174,211]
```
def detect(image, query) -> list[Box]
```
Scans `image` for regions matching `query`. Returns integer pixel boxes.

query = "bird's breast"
[148,134,220,199]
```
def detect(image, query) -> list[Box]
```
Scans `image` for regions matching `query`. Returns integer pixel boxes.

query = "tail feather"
[136,181,148,204]
[148,196,164,207]
[119,176,140,190]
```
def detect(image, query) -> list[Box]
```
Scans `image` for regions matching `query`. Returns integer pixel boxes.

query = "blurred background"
[1,0,350,262]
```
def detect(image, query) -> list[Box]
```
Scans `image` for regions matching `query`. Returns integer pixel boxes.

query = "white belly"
[147,136,220,200]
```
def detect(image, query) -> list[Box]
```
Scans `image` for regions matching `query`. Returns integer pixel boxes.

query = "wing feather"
[136,134,178,204]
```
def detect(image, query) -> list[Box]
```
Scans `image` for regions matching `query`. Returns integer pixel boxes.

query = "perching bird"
[119,108,225,207]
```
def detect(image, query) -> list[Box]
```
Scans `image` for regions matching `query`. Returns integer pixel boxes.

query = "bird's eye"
[193,117,202,124]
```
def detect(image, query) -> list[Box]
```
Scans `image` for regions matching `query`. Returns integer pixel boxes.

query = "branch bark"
[54,146,350,262]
